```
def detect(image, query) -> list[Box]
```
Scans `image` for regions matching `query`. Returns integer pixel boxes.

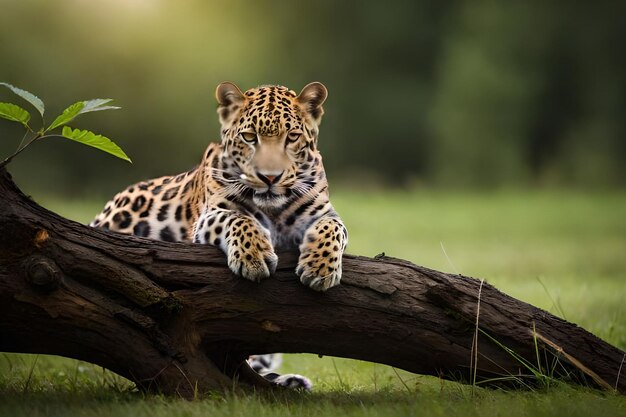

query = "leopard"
[90,81,348,390]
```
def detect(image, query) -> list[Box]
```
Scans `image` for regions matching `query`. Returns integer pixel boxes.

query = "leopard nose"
[257,171,283,185]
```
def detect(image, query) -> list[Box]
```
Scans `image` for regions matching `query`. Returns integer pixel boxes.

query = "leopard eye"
[287,131,302,143]
[240,132,257,144]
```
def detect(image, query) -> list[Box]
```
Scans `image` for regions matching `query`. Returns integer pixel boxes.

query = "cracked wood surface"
[0,167,624,397]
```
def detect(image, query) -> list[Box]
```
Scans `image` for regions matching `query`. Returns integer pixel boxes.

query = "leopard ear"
[215,82,245,124]
[297,82,328,123]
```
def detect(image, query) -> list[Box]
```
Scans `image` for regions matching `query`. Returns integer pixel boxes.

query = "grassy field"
[1,190,625,416]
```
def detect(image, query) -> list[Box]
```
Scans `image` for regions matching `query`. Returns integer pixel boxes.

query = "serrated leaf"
[81,98,119,113]
[46,101,85,132]
[0,82,45,118]
[83,105,121,112]
[46,99,120,132]
[0,102,31,126]
[61,126,131,163]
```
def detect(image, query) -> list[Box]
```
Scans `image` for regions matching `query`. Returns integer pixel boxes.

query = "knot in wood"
[261,320,281,332]
[23,255,63,293]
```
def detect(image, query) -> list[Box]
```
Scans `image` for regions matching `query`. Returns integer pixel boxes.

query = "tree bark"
[0,166,624,397]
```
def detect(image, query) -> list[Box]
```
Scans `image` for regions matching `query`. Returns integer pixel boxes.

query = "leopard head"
[215,82,328,208]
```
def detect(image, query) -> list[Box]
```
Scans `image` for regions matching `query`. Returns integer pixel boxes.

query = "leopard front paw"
[297,216,347,291]
[299,269,341,292]
[228,246,277,282]
[227,238,277,283]
[296,250,342,292]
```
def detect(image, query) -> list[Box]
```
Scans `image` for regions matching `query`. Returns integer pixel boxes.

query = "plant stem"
[15,130,31,153]
[1,136,39,167]
[0,134,68,168]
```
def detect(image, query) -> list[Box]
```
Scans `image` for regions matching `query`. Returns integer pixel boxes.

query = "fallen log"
[0,166,623,397]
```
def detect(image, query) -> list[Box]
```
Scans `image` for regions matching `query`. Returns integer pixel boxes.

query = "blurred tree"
[429,1,625,187]
[0,0,623,194]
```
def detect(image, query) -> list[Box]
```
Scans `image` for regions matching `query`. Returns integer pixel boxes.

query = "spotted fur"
[90,81,347,388]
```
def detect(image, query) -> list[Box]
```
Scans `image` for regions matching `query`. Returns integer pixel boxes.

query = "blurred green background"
[1,0,624,196]
[1,2,625,414]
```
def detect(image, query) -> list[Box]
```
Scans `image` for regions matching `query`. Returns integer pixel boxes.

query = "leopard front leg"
[297,214,348,291]
[193,209,278,282]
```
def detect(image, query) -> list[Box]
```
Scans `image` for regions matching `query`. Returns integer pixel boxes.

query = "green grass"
[1,189,625,416]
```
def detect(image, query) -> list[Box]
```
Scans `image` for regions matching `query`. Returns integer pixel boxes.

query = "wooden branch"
[0,166,624,397]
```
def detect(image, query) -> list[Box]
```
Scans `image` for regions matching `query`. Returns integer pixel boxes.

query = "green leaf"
[46,99,120,132]
[0,102,31,127]
[46,101,85,132]
[61,126,131,163]
[0,82,45,118]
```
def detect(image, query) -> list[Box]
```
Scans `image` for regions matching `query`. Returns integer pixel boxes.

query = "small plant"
[0,82,130,167]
